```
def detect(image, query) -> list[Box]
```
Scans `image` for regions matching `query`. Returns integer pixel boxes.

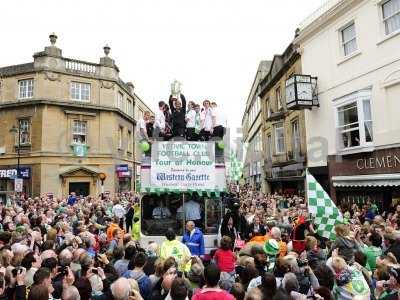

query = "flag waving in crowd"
[229,150,243,182]
[306,169,343,240]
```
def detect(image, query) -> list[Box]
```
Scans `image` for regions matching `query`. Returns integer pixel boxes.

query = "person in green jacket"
[160,228,191,271]
[363,231,383,272]
[131,217,140,242]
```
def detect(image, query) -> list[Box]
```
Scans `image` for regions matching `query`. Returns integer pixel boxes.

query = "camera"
[11,268,22,277]
[58,266,68,276]
[297,258,308,267]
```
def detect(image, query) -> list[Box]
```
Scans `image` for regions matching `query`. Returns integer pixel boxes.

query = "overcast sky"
[1,0,323,144]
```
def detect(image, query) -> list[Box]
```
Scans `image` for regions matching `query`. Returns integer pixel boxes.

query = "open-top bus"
[139,141,227,253]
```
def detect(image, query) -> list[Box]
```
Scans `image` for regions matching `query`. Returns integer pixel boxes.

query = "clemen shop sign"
[328,147,400,176]
[356,154,400,170]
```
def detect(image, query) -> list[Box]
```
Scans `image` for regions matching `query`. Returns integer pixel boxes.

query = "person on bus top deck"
[163,103,173,141]
[182,221,205,257]
[200,100,215,141]
[146,115,155,139]
[185,101,196,141]
[154,101,166,140]
[139,111,151,143]
[211,102,226,139]
[169,94,187,139]
[152,199,172,219]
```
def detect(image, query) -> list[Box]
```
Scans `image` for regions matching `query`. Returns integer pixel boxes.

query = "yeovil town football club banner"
[151,142,215,190]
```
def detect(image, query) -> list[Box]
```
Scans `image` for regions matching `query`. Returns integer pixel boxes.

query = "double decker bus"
[138,140,227,253]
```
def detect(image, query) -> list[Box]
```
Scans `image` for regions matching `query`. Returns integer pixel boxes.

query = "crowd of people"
[1,185,400,300]
[138,94,227,143]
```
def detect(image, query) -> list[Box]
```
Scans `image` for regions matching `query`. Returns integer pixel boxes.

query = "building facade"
[0,34,149,200]
[242,61,271,191]
[295,0,400,209]
[258,44,307,195]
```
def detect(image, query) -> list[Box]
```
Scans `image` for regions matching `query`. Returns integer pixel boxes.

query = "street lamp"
[98,173,107,199]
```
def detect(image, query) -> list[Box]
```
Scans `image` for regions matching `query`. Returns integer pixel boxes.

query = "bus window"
[204,197,223,234]
[141,194,224,236]
[141,194,184,236]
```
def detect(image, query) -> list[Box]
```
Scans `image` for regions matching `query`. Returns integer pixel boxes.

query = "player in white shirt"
[185,101,197,140]
[200,100,215,141]
[154,101,166,141]
[138,111,151,142]
[211,102,226,139]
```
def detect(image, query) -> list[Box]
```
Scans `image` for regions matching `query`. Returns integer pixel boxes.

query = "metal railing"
[65,59,97,74]
[299,0,344,30]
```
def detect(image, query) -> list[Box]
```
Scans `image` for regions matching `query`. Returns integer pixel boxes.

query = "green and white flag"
[306,170,343,240]
[229,151,243,182]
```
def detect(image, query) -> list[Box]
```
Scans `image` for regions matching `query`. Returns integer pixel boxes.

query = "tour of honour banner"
[150,142,215,190]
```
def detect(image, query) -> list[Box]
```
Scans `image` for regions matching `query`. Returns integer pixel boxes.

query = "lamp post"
[9,125,21,179]
[9,124,26,198]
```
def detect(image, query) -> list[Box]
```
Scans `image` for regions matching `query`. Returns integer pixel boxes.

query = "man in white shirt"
[152,199,172,219]
[112,201,126,229]
[200,100,215,141]
[211,102,226,139]
[154,101,166,141]
[185,102,197,141]
[177,199,202,227]
[138,111,151,142]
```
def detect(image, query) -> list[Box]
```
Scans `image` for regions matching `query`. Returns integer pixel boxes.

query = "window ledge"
[273,153,286,157]
[337,50,362,66]
[338,145,374,155]
[377,30,400,46]
[71,99,91,103]
[70,144,90,148]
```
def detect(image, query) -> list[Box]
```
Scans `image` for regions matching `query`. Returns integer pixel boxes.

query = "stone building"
[242,61,271,192]
[295,0,400,209]
[0,34,150,200]
[258,43,307,195]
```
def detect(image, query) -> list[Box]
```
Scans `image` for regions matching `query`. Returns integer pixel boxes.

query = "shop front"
[0,166,31,202]
[328,147,400,211]
[265,163,305,196]
[116,164,132,192]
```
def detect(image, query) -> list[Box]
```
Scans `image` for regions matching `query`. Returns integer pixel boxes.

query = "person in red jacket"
[192,264,234,300]
[213,236,236,274]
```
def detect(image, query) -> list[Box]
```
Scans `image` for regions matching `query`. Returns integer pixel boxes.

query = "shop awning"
[332,174,400,187]
[140,186,227,197]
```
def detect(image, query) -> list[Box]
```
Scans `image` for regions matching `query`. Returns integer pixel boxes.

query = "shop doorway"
[69,182,90,197]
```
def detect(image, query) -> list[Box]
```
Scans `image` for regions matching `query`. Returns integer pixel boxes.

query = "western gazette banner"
[150,142,215,190]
